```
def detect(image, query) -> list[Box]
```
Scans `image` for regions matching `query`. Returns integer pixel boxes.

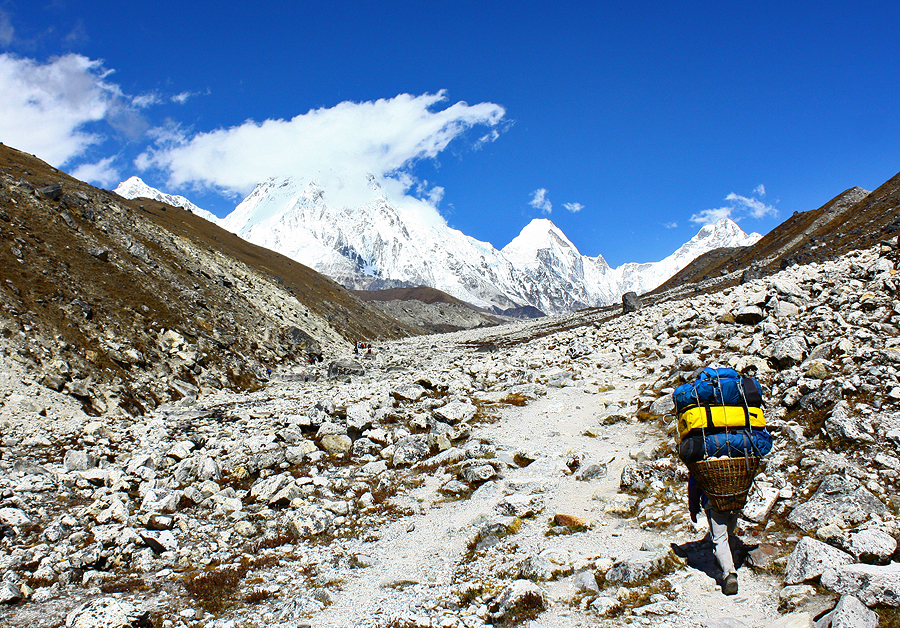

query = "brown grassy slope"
[0,144,416,342]
[0,144,419,412]
[650,175,900,295]
[350,285,472,307]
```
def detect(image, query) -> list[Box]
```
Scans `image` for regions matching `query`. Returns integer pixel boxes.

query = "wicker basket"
[687,456,761,512]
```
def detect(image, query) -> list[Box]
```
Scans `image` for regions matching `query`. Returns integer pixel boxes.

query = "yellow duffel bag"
[677,405,765,440]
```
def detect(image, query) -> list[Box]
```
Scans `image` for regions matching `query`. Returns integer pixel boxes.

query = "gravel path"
[312,371,786,627]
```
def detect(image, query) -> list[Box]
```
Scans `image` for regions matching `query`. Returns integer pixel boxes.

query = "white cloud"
[529,188,552,214]
[563,201,584,213]
[0,53,124,166]
[133,92,163,108]
[754,184,766,197]
[726,192,777,219]
[70,155,120,187]
[690,188,778,225]
[663,221,678,229]
[137,91,506,223]
[171,91,198,105]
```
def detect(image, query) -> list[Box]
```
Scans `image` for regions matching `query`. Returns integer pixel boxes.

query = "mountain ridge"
[199,175,759,314]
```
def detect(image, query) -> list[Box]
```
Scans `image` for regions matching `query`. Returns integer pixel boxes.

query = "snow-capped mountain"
[217,175,761,314]
[114,177,220,225]
[220,177,528,310]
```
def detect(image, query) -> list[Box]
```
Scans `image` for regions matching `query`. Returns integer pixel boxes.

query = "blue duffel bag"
[678,428,773,464]
[674,367,764,414]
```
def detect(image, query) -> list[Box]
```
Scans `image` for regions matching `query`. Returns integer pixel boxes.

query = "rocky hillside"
[1,238,899,627]
[650,171,900,297]
[352,286,501,334]
[0,144,418,416]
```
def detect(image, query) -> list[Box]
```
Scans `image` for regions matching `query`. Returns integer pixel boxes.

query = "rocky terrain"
[2,238,900,627]
[352,287,502,334]
[0,144,418,418]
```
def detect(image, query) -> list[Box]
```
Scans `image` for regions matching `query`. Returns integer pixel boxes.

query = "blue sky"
[2,1,899,266]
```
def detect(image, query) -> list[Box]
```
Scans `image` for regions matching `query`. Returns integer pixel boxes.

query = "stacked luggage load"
[675,367,772,511]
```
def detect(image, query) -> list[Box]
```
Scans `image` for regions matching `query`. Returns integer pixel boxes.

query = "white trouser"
[706,507,738,577]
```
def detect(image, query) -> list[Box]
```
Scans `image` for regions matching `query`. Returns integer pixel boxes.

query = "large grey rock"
[829,595,878,628]
[250,474,292,503]
[0,582,22,604]
[620,461,675,494]
[622,292,642,313]
[346,403,374,431]
[734,304,765,325]
[283,326,321,355]
[286,506,333,538]
[766,336,808,368]
[743,484,780,523]
[461,463,498,484]
[820,562,900,606]
[848,528,897,563]
[139,530,178,553]
[0,507,32,526]
[434,400,477,424]
[140,488,181,513]
[605,550,680,585]
[328,359,365,379]
[787,475,886,531]
[518,554,558,582]
[770,299,801,318]
[320,434,352,455]
[648,393,674,416]
[392,434,430,466]
[63,450,99,471]
[392,383,426,401]
[66,597,148,628]
[825,401,873,443]
[573,570,600,594]
[784,537,854,584]
[490,579,546,620]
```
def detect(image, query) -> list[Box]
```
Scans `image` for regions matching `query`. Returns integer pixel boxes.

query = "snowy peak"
[217,175,764,314]
[675,218,761,260]
[114,177,219,224]
[502,218,579,266]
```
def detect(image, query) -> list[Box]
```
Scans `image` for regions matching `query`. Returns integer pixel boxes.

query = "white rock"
[784,537,854,585]
[830,594,878,628]
[821,562,900,606]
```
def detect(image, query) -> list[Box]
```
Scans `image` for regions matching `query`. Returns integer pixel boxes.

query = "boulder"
[328,359,365,379]
[66,597,148,628]
[787,475,886,531]
[286,506,333,538]
[434,400,477,424]
[827,595,879,628]
[391,434,430,466]
[734,305,765,325]
[743,484,780,523]
[784,537,854,584]
[0,507,32,526]
[648,393,674,416]
[320,434,352,455]
[605,549,681,585]
[63,450,99,472]
[848,529,897,563]
[820,562,900,606]
[766,336,808,368]
[490,579,546,620]
[622,292,642,313]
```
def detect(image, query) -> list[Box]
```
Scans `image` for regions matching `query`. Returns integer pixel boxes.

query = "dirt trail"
[313,375,786,627]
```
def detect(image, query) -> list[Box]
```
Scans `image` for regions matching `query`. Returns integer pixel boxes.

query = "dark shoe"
[723,573,738,595]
